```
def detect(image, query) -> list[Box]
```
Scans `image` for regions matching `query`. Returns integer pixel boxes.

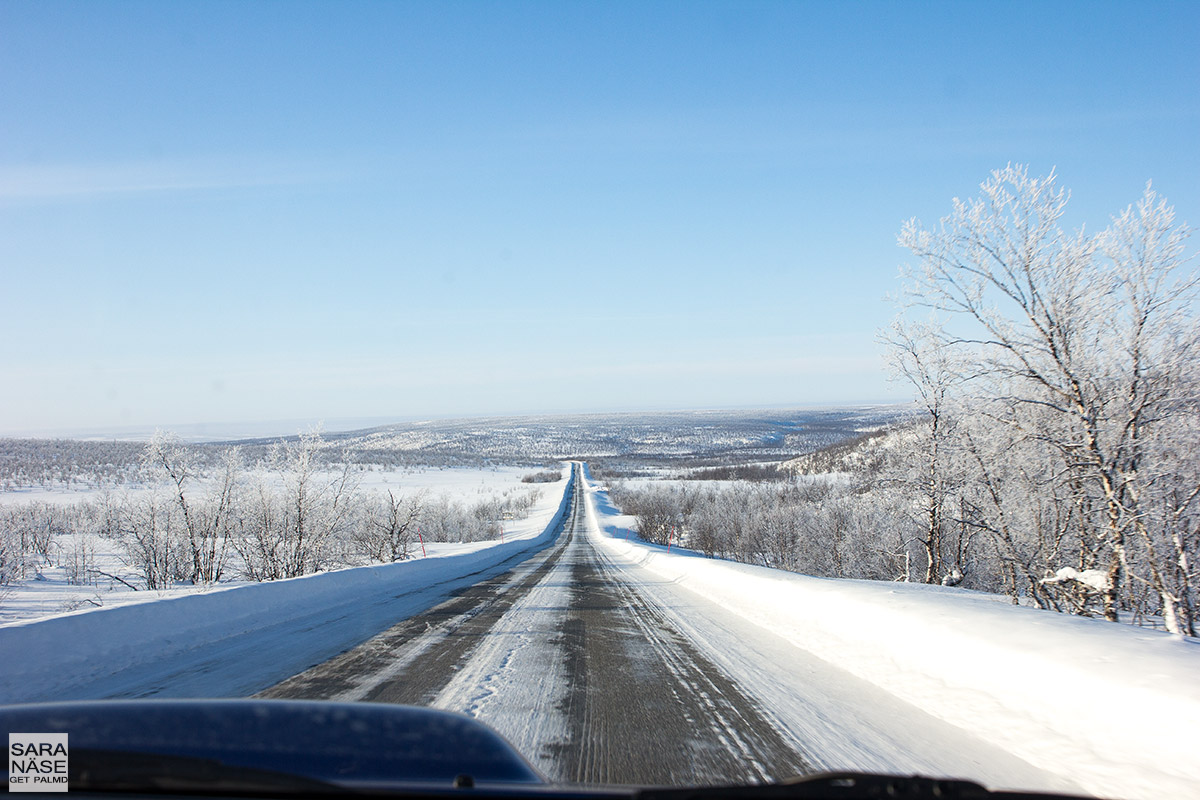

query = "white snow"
[0,464,556,625]
[580,466,1200,800]
[0,464,545,509]
[0,470,574,703]
[1043,566,1112,593]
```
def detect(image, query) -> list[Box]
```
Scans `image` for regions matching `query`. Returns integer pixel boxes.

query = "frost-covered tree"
[120,492,186,590]
[897,165,1198,631]
[234,430,358,580]
[145,432,239,584]
[357,489,425,563]
[880,318,965,583]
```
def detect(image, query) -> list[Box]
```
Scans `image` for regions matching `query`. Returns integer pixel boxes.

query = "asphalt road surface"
[260,463,811,785]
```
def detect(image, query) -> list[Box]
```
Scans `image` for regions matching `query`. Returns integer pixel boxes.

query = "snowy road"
[262,464,806,784]
[260,464,1078,792]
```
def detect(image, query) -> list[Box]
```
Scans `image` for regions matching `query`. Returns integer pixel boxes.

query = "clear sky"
[2,0,1198,434]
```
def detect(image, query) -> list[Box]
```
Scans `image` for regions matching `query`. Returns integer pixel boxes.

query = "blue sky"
[2,0,1198,434]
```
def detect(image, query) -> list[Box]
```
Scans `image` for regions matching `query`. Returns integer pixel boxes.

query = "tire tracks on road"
[549,522,812,786]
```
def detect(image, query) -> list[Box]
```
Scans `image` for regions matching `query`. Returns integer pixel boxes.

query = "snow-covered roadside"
[581,468,1200,800]
[0,470,573,704]
[0,464,557,625]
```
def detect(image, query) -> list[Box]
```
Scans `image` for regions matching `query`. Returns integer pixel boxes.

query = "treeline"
[0,438,147,490]
[0,431,547,594]
[681,464,787,482]
[521,470,563,484]
[617,168,1200,636]
[610,476,900,581]
[0,435,550,495]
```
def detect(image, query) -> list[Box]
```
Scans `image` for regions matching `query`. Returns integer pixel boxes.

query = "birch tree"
[358,489,425,563]
[880,318,964,583]
[897,165,1197,629]
[145,432,239,584]
[235,430,358,580]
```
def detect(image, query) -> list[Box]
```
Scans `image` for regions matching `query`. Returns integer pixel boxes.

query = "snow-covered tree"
[897,165,1198,631]
[234,430,358,580]
[145,432,239,584]
[357,489,425,563]
[880,318,965,583]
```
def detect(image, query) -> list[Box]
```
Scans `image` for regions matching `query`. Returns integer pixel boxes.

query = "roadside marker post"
[417,528,426,557]
[667,525,675,552]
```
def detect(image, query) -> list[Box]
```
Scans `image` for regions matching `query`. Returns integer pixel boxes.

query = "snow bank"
[0,470,573,704]
[582,470,1200,800]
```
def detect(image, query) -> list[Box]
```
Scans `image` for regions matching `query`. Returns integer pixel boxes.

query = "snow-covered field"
[0,464,547,508]
[0,464,562,626]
